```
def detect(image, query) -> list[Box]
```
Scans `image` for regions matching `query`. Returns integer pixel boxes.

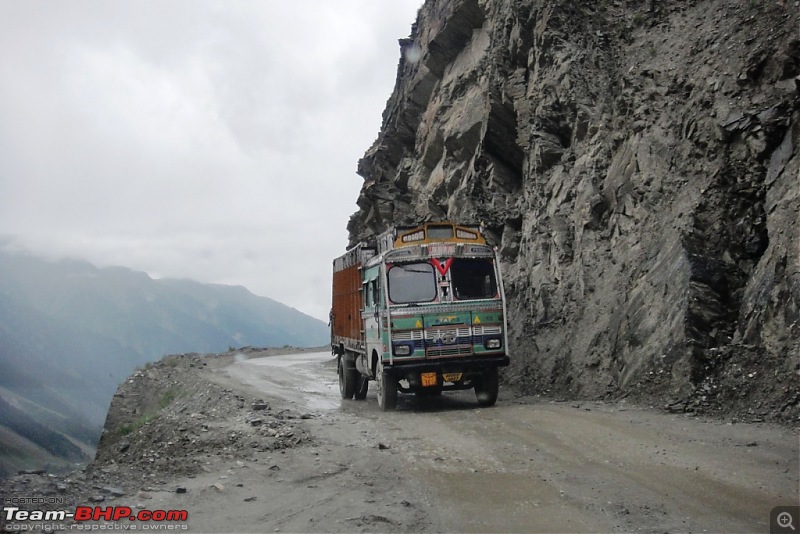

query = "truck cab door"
[361,276,380,376]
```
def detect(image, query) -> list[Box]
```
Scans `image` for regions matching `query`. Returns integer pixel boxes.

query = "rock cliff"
[349,0,800,420]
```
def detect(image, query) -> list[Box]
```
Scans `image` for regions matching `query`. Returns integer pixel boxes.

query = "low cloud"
[0,1,422,321]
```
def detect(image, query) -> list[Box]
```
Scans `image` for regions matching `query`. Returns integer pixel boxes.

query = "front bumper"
[384,354,509,392]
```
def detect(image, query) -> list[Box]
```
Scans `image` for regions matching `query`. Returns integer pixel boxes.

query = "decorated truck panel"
[331,222,510,410]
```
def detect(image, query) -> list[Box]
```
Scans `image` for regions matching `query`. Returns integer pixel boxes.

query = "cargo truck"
[330,222,510,410]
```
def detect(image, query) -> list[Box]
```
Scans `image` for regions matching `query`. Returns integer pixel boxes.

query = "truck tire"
[376,364,397,411]
[338,358,356,400]
[354,376,369,400]
[475,367,499,407]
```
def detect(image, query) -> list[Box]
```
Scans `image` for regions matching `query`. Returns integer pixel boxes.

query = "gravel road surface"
[162,350,798,533]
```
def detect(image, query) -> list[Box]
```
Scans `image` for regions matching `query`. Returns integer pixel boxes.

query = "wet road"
[227,351,341,411]
[227,351,799,533]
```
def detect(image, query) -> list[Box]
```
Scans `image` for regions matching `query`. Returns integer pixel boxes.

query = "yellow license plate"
[442,372,462,383]
[421,372,438,387]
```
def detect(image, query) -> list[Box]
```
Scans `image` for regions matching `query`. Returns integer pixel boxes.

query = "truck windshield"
[387,262,436,304]
[451,259,498,300]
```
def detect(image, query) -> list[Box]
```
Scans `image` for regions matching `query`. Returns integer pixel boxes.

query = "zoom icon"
[772,506,800,534]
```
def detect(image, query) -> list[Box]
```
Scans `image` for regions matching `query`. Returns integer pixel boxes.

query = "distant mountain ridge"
[0,248,329,477]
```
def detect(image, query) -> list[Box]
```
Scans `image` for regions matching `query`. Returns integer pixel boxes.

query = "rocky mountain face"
[349,0,799,420]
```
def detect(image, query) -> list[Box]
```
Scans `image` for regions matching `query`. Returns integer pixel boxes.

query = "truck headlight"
[393,344,412,356]
[485,338,502,350]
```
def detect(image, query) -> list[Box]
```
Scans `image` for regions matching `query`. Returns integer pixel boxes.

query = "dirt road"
[133,350,797,533]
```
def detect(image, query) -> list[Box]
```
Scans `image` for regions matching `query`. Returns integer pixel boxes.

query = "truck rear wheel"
[338,358,357,400]
[376,364,397,411]
[475,367,499,407]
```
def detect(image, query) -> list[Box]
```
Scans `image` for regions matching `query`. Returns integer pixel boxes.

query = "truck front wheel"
[376,364,397,411]
[474,367,499,407]
[338,357,357,399]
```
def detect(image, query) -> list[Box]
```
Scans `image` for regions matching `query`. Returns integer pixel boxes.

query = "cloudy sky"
[0,1,423,322]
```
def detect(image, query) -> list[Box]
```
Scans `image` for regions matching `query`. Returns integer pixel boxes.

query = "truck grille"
[392,324,503,358]
[426,344,474,358]
[392,330,424,342]
[472,325,502,336]
[425,326,472,358]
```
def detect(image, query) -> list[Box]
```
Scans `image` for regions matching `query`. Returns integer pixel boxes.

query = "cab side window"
[371,280,380,307]
[364,278,380,309]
